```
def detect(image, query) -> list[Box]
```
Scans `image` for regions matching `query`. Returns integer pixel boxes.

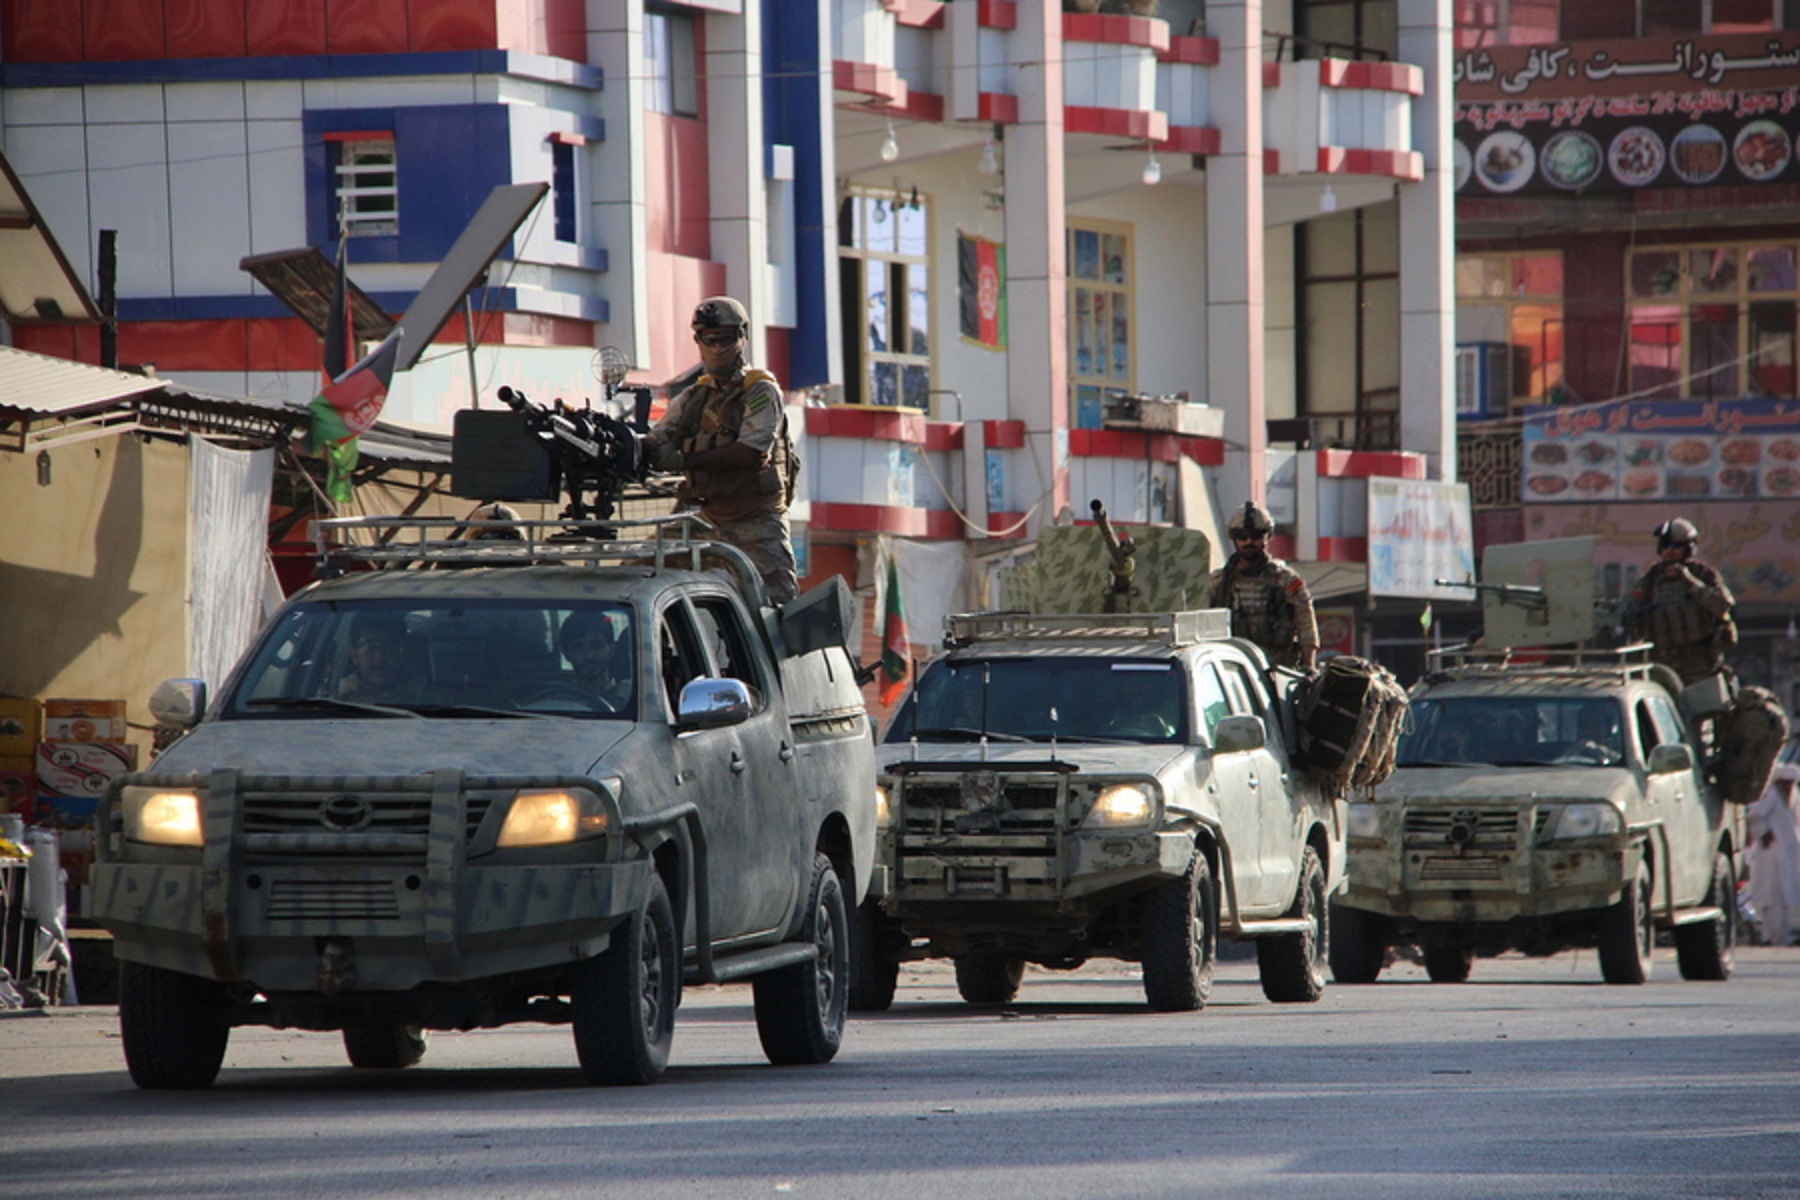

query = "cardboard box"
[44,699,128,743]
[0,769,37,820]
[35,740,137,798]
[0,696,43,757]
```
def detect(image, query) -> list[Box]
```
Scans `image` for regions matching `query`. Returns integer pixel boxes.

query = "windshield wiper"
[907,726,1032,743]
[244,696,421,718]
[401,703,534,719]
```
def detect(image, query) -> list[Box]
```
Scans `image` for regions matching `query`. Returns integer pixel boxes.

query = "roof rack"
[943,609,1233,649]
[313,512,758,582]
[1423,641,1665,684]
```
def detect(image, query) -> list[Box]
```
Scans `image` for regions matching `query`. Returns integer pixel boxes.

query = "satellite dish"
[592,346,632,392]
[1478,536,1599,649]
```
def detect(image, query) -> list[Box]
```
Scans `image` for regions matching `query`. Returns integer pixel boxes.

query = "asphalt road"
[3,947,1798,1200]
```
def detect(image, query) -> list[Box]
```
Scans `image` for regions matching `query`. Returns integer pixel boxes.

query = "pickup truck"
[92,516,877,1088]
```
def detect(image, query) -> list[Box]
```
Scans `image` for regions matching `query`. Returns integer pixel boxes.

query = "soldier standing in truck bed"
[1621,517,1736,686]
[1207,501,1318,671]
[644,296,799,604]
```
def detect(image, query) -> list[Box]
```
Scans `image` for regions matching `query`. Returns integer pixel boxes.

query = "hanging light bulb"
[1320,182,1339,213]
[1142,148,1162,186]
[978,136,999,176]
[880,118,899,163]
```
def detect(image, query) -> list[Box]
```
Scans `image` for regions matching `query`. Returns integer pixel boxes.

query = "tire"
[953,954,1026,1006]
[1327,902,1387,984]
[1675,850,1735,982]
[1422,941,1474,984]
[753,854,849,1066]
[848,898,900,1013]
[1597,859,1654,985]
[1257,845,1328,1003]
[118,960,231,1090]
[1140,849,1218,1013]
[571,871,677,1085]
[342,1024,428,1069]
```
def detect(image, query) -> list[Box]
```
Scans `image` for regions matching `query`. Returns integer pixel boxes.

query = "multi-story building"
[1451,0,1800,706]
[1,1,1460,692]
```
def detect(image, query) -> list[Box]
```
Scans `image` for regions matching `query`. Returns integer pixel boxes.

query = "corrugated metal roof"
[0,345,168,413]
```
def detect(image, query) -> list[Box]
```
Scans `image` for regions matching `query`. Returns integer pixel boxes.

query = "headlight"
[121,786,203,846]
[874,783,892,831]
[1551,803,1623,840]
[1345,802,1381,839]
[498,789,610,848]
[1085,783,1155,829]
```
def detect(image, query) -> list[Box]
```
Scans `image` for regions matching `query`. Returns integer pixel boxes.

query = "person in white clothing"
[1745,761,1800,946]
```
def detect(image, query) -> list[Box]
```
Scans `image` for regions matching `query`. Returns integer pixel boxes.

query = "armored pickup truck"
[854,609,1344,1013]
[92,515,877,1088]
[1330,647,1738,985]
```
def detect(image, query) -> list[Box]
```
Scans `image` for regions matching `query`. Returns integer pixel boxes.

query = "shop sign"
[1454,33,1800,196]
[1365,478,1476,601]
[1521,397,1800,503]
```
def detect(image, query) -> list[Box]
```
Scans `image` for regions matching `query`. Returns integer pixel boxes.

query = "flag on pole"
[309,326,402,505]
[1419,602,1434,633]
[322,228,351,380]
[879,553,911,707]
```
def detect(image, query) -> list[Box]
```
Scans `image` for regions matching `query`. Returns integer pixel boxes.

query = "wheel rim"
[814,898,839,1012]
[640,910,665,1040]
[1635,873,1653,963]
[1304,872,1325,971]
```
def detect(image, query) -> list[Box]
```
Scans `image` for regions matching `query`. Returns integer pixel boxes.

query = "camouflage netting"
[996,525,1214,615]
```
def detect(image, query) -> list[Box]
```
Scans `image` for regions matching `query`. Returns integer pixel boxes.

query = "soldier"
[645,296,799,605]
[1621,518,1736,686]
[1207,501,1318,671]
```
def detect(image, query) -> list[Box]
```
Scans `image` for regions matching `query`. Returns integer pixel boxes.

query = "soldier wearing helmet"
[1206,501,1318,670]
[644,296,799,604]
[1621,517,1736,685]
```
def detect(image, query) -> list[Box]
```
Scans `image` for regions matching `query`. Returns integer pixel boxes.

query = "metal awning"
[240,247,397,344]
[0,150,102,324]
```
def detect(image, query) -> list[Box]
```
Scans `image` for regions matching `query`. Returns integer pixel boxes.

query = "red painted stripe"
[833,60,906,106]
[811,502,964,540]
[1065,106,1167,143]
[548,131,587,146]
[1263,147,1282,174]
[1263,61,1281,87]
[1160,126,1220,156]
[891,0,948,30]
[986,512,1029,539]
[1316,536,1370,561]
[324,130,394,142]
[1316,146,1424,182]
[984,419,1026,450]
[1315,448,1427,479]
[1319,59,1424,96]
[923,423,965,453]
[804,406,932,443]
[977,0,1017,30]
[1158,36,1219,66]
[1180,439,1225,467]
[888,90,946,124]
[978,93,1021,125]
[1062,13,1169,52]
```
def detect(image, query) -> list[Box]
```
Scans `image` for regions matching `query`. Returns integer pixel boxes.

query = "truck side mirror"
[1647,742,1693,775]
[149,678,206,728]
[1214,714,1266,754]
[676,677,753,731]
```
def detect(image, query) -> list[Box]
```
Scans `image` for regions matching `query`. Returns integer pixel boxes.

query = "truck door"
[1641,692,1711,907]
[1219,656,1300,907]
[1194,661,1268,915]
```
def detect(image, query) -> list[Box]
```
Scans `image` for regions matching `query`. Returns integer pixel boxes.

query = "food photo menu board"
[1454,32,1800,196]
[1521,397,1800,503]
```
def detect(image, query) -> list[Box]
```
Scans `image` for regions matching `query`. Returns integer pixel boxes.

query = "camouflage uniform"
[647,366,798,605]
[1207,553,1319,670]
[1622,558,1736,685]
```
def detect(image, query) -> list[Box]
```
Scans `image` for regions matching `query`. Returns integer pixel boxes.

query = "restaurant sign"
[1522,397,1800,503]
[1454,33,1800,196]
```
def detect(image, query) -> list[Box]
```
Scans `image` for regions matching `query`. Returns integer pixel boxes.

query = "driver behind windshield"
[558,610,634,711]
[337,613,419,704]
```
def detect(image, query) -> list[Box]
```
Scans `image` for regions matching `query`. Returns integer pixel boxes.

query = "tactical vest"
[1633,563,1735,651]
[1213,559,1302,667]
[667,369,794,517]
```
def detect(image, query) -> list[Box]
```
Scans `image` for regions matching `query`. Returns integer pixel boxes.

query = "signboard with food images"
[1524,502,1800,606]
[1522,397,1800,503]
[1454,32,1800,196]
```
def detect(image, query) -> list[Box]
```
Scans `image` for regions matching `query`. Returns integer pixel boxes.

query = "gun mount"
[1091,499,1138,614]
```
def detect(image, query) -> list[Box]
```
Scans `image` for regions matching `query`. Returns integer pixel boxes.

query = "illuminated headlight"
[1345,802,1382,839]
[498,789,610,848]
[1551,803,1623,840]
[1084,783,1156,829]
[874,783,892,830]
[120,786,203,846]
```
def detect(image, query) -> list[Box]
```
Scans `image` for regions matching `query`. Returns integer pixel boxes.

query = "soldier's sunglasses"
[695,330,740,348]
[1234,533,1268,543]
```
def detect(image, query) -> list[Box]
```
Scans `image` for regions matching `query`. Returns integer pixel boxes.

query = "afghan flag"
[958,232,1005,349]
[309,326,402,504]
[879,553,911,707]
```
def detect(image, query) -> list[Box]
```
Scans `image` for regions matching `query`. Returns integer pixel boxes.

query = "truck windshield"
[223,599,639,719]
[1397,696,1625,767]
[884,658,1186,744]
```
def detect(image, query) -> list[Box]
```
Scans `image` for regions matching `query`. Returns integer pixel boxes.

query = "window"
[333,136,398,238]
[1068,219,1133,430]
[1455,251,1564,408]
[838,188,931,407]
[552,140,578,243]
[692,596,766,704]
[1627,241,1799,399]
[645,9,698,118]
[1456,0,1778,45]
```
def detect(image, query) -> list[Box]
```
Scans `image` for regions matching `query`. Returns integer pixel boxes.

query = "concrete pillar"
[1204,0,1266,509]
[1397,0,1456,482]
[1005,0,1069,531]
[706,4,772,357]
[587,0,650,371]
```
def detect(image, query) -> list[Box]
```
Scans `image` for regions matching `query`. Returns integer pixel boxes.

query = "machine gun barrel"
[1091,499,1137,614]
[1434,578,1549,612]
[497,385,602,459]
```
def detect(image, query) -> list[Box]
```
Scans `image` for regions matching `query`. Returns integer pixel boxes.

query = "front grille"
[240,791,494,846]
[1403,807,1524,849]
[264,877,400,921]
[899,780,1065,834]
[1417,854,1506,882]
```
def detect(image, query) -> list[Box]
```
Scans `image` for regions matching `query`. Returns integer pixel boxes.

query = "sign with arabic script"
[1454,33,1800,195]
[1365,478,1476,601]
[1521,397,1800,503]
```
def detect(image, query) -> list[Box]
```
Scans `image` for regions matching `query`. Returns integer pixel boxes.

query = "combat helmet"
[1227,501,1276,538]
[691,296,749,332]
[1655,517,1699,550]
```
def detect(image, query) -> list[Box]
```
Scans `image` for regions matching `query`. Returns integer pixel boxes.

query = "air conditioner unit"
[1455,342,1510,419]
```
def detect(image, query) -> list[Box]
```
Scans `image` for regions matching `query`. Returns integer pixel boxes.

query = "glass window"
[1068,219,1134,418]
[883,658,1186,744]
[1628,304,1683,399]
[839,187,931,406]
[1507,0,1559,42]
[1712,0,1775,31]
[645,10,698,118]
[334,137,397,238]
[1628,241,1800,399]
[691,596,765,702]
[1560,5,1636,39]
[1455,251,1564,408]
[1643,0,1704,34]
[552,141,577,243]
[1194,663,1230,742]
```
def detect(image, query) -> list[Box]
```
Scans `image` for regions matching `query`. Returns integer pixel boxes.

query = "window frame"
[331,134,398,239]
[838,186,933,408]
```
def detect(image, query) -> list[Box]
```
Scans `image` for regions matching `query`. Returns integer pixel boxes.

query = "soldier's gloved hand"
[596,414,646,480]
